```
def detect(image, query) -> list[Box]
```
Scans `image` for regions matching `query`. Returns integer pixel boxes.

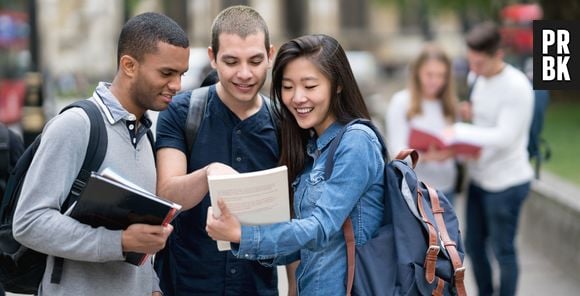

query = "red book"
[408,128,481,157]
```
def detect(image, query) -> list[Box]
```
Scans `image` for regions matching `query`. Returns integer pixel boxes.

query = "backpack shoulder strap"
[322,118,389,296]
[50,99,108,285]
[323,118,387,179]
[0,123,10,180]
[260,94,280,139]
[58,100,108,210]
[185,87,210,157]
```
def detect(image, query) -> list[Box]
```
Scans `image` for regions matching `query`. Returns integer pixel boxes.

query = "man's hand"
[206,162,238,177]
[121,224,173,254]
[152,292,162,296]
[459,101,473,122]
[420,145,455,162]
[206,199,241,243]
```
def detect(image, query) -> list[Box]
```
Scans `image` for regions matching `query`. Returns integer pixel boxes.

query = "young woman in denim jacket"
[206,34,385,295]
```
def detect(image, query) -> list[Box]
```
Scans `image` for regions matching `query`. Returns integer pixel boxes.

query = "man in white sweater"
[452,22,534,296]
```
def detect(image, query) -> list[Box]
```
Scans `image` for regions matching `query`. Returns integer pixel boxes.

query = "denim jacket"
[233,122,385,295]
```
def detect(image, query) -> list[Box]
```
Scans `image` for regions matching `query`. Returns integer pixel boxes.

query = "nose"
[237,63,252,80]
[168,75,182,93]
[291,88,308,104]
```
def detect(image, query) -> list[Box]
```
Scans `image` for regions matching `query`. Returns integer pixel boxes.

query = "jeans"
[465,182,530,296]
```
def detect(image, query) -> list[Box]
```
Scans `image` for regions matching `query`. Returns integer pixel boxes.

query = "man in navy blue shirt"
[154,6,289,295]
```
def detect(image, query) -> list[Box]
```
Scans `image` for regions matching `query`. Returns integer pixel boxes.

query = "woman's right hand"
[206,199,242,243]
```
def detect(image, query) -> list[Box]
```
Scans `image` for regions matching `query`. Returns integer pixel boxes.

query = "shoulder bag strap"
[185,87,210,157]
[51,99,108,285]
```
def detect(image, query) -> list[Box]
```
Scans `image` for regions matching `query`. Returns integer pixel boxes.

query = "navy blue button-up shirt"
[155,85,279,295]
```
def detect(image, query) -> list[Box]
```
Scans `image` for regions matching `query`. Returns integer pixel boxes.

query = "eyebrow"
[282,76,319,82]
[160,67,188,75]
[221,53,265,60]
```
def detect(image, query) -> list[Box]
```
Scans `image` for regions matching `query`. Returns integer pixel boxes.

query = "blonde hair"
[407,44,457,122]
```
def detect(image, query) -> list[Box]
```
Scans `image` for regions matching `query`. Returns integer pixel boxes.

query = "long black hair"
[271,34,371,193]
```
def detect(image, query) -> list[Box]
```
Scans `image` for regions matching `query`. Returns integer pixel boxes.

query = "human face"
[467,49,501,78]
[418,59,447,99]
[209,32,273,104]
[130,41,189,113]
[281,57,336,136]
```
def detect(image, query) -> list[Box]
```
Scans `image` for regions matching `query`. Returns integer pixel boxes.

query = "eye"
[282,85,293,90]
[250,59,263,65]
[161,71,172,77]
[305,85,318,89]
[223,59,237,66]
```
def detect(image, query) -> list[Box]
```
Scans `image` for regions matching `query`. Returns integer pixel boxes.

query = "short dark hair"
[210,5,270,58]
[117,12,189,67]
[466,21,501,56]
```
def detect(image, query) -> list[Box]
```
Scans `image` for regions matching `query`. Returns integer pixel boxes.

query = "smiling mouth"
[234,82,254,89]
[296,107,314,114]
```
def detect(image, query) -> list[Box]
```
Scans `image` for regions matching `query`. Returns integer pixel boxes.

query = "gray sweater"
[13,92,159,295]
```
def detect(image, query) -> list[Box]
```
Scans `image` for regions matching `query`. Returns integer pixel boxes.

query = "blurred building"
[35,0,466,82]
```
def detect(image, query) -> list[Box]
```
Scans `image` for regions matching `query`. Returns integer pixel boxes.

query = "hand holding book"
[206,164,291,251]
[206,199,242,244]
[68,168,182,265]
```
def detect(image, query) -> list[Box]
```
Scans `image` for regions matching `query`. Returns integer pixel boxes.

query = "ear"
[496,48,505,60]
[267,44,276,68]
[208,46,217,69]
[119,55,137,78]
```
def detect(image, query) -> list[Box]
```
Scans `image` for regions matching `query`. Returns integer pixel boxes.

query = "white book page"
[208,166,290,251]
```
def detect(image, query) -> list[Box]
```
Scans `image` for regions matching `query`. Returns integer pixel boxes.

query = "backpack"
[0,124,24,200]
[528,89,551,179]
[324,119,466,296]
[0,100,108,293]
[0,99,156,294]
[0,124,11,197]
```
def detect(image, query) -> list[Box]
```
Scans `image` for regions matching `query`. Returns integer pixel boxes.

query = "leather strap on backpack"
[343,218,355,296]
[394,149,419,168]
[416,191,440,284]
[426,186,467,296]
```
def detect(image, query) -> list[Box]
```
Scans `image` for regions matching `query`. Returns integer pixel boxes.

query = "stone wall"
[519,171,580,282]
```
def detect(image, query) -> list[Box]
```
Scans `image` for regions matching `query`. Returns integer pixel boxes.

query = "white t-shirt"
[454,64,534,191]
[386,89,457,193]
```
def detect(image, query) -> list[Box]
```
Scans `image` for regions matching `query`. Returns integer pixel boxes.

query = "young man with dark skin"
[13,12,189,296]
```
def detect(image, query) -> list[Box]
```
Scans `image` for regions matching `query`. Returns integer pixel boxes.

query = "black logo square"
[533,20,580,90]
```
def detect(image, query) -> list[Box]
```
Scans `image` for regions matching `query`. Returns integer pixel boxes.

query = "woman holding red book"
[385,44,460,203]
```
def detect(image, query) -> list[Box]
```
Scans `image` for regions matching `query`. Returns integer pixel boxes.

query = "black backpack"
[326,119,466,296]
[0,100,108,294]
[0,124,12,198]
[527,89,551,178]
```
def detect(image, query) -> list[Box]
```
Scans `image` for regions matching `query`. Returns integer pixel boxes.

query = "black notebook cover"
[69,172,180,265]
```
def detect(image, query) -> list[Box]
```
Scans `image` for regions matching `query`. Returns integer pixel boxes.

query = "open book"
[408,128,481,156]
[208,166,290,251]
[68,168,182,265]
